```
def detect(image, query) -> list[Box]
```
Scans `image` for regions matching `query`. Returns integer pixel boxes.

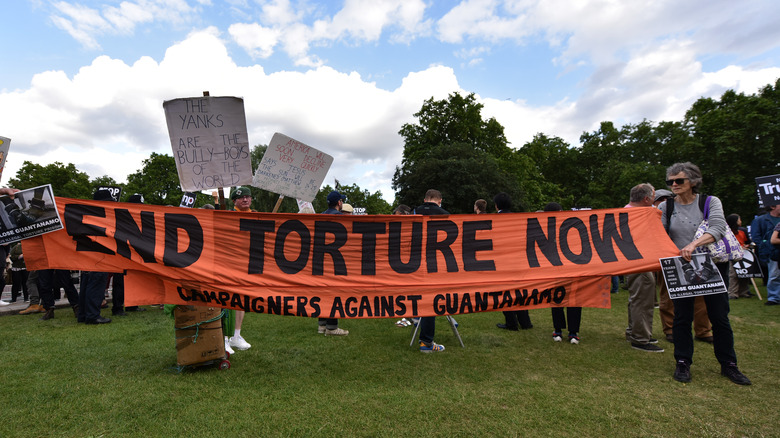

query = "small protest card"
[660,253,727,299]
[0,184,63,245]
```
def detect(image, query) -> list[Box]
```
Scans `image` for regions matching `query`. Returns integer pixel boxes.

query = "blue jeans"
[767,260,780,303]
[419,317,436,344]
[611,276,620,293]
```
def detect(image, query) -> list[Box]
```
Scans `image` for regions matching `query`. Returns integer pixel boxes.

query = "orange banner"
[24,197,679,317]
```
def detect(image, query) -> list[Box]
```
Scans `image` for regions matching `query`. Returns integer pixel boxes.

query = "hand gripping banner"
[23,198,680,318]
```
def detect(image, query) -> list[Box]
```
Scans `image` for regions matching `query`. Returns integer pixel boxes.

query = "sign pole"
[272,194,284,213]
[750,278,763,300]
[200,90,228,211]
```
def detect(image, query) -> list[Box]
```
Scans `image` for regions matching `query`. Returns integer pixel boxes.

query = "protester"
[0,244,9,306]
[767,222,780,305]
[624,184,663,353]
[341,203,354,214]
[473,199,487,214]
[77,189,116,325]
[316,190,350,336]
[659,162,750,385]
[494,192,533,332]
[750,204,780,305]
[9,242,28,303]
[652,189,674,207]
[393,204,411,215]
[725,214,752,299]
[227,186,255,349]
[413,189,448,353]
[658,189,713,344]
[18,270,43,314]
[543,202,583,344]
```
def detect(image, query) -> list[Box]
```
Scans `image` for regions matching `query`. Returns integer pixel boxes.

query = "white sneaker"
[325,327,349,336]
[229,334,251,350]
[0,300,9,306]
[224,337,235,355]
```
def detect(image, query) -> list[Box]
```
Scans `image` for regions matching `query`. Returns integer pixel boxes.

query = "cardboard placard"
[252,133,333,202]
[163,96,253,191]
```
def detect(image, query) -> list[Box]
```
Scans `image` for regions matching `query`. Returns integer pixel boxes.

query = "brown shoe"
[40,308,55,321]
[19,304,44,315]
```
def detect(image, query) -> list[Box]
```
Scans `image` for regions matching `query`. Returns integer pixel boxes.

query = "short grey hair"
[666,162,703,193]
[630,183,655,203]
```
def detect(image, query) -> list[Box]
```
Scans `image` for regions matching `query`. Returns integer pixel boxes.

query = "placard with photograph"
[0,184,63,245]
[660,254,727,299]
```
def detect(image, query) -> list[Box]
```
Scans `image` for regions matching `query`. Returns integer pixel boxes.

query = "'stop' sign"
[163,96,253,192]
[252,133,333,202]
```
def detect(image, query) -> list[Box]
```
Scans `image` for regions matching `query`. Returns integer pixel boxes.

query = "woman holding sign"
[659,162,750,385]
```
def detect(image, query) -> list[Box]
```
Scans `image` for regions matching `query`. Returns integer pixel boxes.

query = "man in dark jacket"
[414,189,448,353]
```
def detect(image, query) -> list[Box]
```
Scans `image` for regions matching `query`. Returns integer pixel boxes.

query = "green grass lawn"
[1,289,777,438]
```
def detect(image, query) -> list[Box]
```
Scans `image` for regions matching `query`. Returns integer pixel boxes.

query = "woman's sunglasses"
[666,178,689,186]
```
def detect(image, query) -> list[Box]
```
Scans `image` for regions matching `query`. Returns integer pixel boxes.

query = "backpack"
[664,195,706,234]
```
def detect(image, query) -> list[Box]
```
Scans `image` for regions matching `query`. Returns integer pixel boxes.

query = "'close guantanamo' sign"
[24,198,679,318]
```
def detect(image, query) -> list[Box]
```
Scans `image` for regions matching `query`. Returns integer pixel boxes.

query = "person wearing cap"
[323,190,345,214]
[317,190,349,336]
[341,203,354,215]
[225,186,255,352]
[652,189,674,207]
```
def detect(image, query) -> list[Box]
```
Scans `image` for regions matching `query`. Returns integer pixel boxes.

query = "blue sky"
[2,0,779,202]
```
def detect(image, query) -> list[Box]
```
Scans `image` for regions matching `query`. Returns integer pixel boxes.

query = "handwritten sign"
[163,96,253,192]
[0,136,10,183]
[252,133,333,202]
[756,174,780,207]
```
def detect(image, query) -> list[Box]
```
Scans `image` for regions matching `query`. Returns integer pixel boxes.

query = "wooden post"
[272,194,284,213]
[750,278,763,300]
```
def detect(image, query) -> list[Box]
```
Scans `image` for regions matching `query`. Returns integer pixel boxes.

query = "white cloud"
[0,30,462,199]
[49,0,200,49]
[228,22,280,58]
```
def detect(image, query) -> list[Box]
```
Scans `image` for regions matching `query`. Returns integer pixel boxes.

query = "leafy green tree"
[9,161,92,199]
[398,92,509,167]
[683,81,780,220]
[514,134,580,210]
[394,142,521,213]
[393,92,520,213]
[124,153,184,205]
